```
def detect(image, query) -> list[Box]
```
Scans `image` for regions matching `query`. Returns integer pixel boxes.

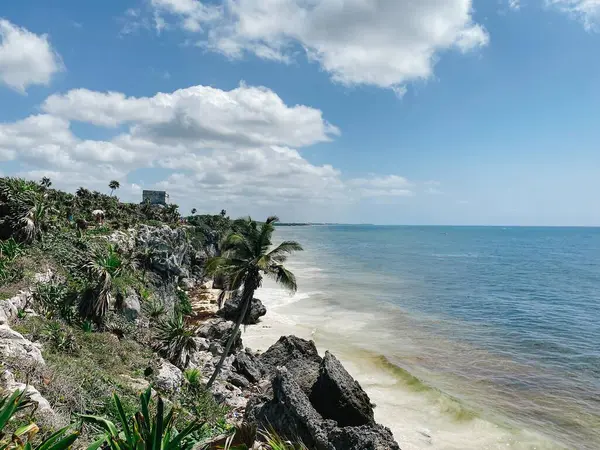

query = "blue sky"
[1,0,600,225]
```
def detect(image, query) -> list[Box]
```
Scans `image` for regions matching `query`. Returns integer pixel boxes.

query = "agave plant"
[80,244,124,322]
[82,387,202,450]
[0,389,79,450]
[154,314,197,368]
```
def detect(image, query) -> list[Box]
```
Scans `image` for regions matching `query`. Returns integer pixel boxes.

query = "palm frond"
[268,265,298,293]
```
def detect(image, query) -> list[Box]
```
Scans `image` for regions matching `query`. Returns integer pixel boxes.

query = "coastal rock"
[154,359,183,393]
[0,291,30,325]
[326,424,400,450]
[196,318,242,354]
[310,351,374,426]
[217,295,267,325]
[233,351,263,383]
[245,368,333,450]
[259,335,322,393]
[0,325,45,365]
[227,372,251,389]
[135,225,191,280]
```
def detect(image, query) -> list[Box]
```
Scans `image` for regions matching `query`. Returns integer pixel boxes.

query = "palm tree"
[220,209,227,217]
[191,208,197,215]
[204,216,302,388]
[109,180,120,196]
[40,177,52,189]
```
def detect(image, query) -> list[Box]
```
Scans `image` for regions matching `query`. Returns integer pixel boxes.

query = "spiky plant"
[82,387,202,450]
[0,389,80,450]
[204,216,302,388]
[154,314,197,368]
[80,244,123,322]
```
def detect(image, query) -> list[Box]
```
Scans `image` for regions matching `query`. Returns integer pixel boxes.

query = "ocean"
[243,225,600,450]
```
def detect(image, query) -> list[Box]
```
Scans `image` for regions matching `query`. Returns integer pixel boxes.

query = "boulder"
[233,351,263,383]
[154,359,183,393]
[0,325,45,365]
[326,425,400,450]
[119,287,141,321]
[0,291,30,325]
[245,368,333,450]
[227,372,251,389]
[196,318,242,354]
[0,370,54,417]
[217,296,267,325]
[259,336,322,393]
[310,351,374,427]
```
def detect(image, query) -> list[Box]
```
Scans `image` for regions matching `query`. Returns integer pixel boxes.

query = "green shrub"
[183,368,202,387]
[81,387,203,450]
[154,314,197,368]
[175,289,192,316]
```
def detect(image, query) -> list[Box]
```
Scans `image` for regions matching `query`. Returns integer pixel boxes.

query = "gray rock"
[0,370,54,417]
[0,325,45,365]
[326,424,400,450]
[119,287,141,321]
[196,318,242,354]
[233,351,263,383]
[259,335,322,393]
[245,368,333,450]
[135,225,190,280]
[310,351,374,427]
[210,381,246,409]
[227,372,251,389]
[154,359,183,393]
[0,291,29,325]
[217,295,267,325]
[192,337,210,352]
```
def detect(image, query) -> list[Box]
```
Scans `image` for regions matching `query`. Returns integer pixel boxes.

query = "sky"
[1,0,600,226]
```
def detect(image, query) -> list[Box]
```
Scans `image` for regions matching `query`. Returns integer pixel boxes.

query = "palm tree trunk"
[206,285,254,389]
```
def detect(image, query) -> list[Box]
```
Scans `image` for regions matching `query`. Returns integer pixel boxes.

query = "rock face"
[217,295,267,325]
[0,370,54,417]
[135,225,191,280]
[244,337,401,450]
[196,318,242,354]
[310,351,374,427]
[233,351,263,383]
[246,368,332,450]
[118,287,141,321]
[154,359,183,393]
[258,335,322,393]
[0,325,45,365]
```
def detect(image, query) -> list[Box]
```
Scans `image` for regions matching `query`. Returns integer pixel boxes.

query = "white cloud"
[42,83,339,148]
[509,0,521,11]
[144,0,488,93]
[0,19,63,93]
[548,0,600,30]
[1,82,419,214]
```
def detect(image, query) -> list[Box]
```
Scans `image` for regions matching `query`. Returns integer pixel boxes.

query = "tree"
[40,177,52,188]
[204,216,302,388]
[109,180,120,196]
[220,209,227,217]
[191,208,197,215]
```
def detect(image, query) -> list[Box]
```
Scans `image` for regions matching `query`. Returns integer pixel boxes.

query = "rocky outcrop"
[217,296,267,325]
[233,351,263,383]
[0,325,45,365]
[246,368,333,450]
[153,359,183,393]
[258,335,322,393]
[244,337,401,450]
[0,370,55,417]
[135,225,191,280]
[310,351,374,427]
[196,318,242,354]
[118,287,141,321]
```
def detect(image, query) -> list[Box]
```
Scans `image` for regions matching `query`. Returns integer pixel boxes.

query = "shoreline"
[242,284,566,450]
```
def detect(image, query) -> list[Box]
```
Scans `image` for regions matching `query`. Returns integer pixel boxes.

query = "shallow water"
[244,226,600,449]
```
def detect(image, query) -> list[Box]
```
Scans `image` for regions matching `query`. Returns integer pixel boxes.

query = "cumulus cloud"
[42,83,339,148]
[0,19,63,93]
[1,83,419,216]
[548,0,600,30]
[142,0,488,93]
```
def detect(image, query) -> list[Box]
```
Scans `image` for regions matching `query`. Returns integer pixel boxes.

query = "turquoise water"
[269,225,600,449]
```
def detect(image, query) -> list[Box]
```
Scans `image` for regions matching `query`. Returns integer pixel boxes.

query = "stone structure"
[142,190,168,206]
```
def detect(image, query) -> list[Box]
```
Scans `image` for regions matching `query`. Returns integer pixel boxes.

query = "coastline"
[243,282,565,450]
